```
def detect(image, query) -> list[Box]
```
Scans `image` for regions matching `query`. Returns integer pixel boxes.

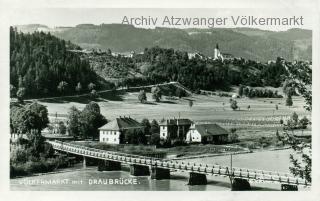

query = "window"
[114,138,116,142]
[114,131,116,135]
[162,133,165,136]
[106,138,108,142]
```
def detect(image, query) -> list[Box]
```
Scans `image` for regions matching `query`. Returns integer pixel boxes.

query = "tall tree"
[67,106,81,139]
[138,90,147,103]
[79,102,107,140]
[151,86,162,102]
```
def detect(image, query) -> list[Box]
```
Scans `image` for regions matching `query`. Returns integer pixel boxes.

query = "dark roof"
[99,117,143,130]
[194,124,228,137]
[159,118,193,126]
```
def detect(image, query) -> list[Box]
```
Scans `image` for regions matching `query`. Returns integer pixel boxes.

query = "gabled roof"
[159,118,193,126]
[99,117,143,131]
[194,124,228,137]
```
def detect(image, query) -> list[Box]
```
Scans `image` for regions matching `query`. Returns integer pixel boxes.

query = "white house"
[159,118,193,141]
[99,116,143,144]
[186,123,229,144]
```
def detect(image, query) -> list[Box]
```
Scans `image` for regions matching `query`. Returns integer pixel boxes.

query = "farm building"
[186,123,229,144]
[159,118,193,142]
[99,116,143,144]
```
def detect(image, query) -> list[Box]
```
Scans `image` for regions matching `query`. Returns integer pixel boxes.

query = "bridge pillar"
[98,160,121,171]
[130,164,150,176]
[231,178,251,191]
[83,156,87,168]
[281,184,298,191]
[151,167,170,180]
[188,172,207,185]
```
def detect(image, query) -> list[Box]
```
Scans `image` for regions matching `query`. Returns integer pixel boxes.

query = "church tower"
[213,43,221,60]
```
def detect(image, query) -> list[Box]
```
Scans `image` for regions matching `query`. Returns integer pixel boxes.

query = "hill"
[15,24,312,62]
[9,27,111,99]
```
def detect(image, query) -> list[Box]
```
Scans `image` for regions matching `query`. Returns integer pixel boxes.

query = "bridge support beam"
[130,164,150,176]
[98,160,121,171]
[83,156,87,168]
[281,184,298,191]
[231,178,251,191]
[188,172,207,185]
[151,167,170,180]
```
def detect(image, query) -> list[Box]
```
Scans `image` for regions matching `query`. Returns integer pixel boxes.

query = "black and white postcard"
[0,0,319,201]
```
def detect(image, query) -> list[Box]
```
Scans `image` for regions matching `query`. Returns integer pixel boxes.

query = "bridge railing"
[48,140,310,186]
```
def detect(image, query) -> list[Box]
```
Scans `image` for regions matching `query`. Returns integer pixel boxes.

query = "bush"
[10,164,28,177]
[10,145,28,164]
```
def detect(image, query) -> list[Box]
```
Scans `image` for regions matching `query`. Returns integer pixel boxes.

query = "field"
[34,90,311,141]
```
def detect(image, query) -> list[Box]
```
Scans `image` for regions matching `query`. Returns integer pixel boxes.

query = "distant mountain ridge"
[15,24,312,62]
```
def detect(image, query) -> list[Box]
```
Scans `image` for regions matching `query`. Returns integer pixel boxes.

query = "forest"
[10,27,102,98]
[121,47,289,91]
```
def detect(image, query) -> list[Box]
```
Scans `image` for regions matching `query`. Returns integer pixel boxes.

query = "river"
[10,149,310,191]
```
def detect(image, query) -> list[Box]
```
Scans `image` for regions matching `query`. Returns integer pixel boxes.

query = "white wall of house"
[160,125,168,140]
[185,129,202,143]
[99,130,120,144]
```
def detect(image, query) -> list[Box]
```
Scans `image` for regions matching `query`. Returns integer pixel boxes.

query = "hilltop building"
[99,116,143,144]
[188,52,206,60]
[213,44,234,61]
[186,123,229,144]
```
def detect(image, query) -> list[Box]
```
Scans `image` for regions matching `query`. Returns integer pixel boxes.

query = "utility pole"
[229,153,234,189]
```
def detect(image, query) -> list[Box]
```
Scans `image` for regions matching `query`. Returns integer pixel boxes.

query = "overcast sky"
[4,8,315,31]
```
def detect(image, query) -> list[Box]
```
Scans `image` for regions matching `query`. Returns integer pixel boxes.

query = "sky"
[4,8,315,31]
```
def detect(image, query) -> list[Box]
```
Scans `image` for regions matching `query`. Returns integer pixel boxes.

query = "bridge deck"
[48,140,310,186]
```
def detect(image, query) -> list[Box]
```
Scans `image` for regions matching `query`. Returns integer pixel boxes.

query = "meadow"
[36,90,311,142]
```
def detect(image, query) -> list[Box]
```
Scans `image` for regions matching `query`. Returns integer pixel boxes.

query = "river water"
[10,149,310,191]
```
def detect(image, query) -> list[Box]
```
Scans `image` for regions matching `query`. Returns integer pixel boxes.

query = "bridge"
[48,140,310,191]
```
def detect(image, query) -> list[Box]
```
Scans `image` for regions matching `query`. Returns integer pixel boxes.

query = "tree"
[10,84,17,98]
[57,81,68,94]
[299,116,309,129]
[67,106,81,139]
[88,82,96,91]
[24,102,49,135]
[75,82,82,93]
[16,87,26,102]
[151,86,162,102]
[286,94,293,107]
[228,128,239,143]
[58,121,67,134]
[150,133,160,145]
[243,87,249,97]
[79,101,107,140]
[230,100,238,111]
[282,61,312,183]
[292,112,299,125]
[138,90,147,103]
[141,118,151,136]
[10,102,49,158]
[150,119,160,134]
[175,88,185,99]
[90,89,98,98]
[189,100,193,108]
[238,85,244,97]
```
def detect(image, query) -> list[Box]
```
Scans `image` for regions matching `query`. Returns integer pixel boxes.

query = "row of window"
[101,137,117,142]
[101,130,118,135]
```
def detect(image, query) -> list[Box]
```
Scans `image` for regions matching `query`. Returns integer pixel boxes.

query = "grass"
[37,90,311,142]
